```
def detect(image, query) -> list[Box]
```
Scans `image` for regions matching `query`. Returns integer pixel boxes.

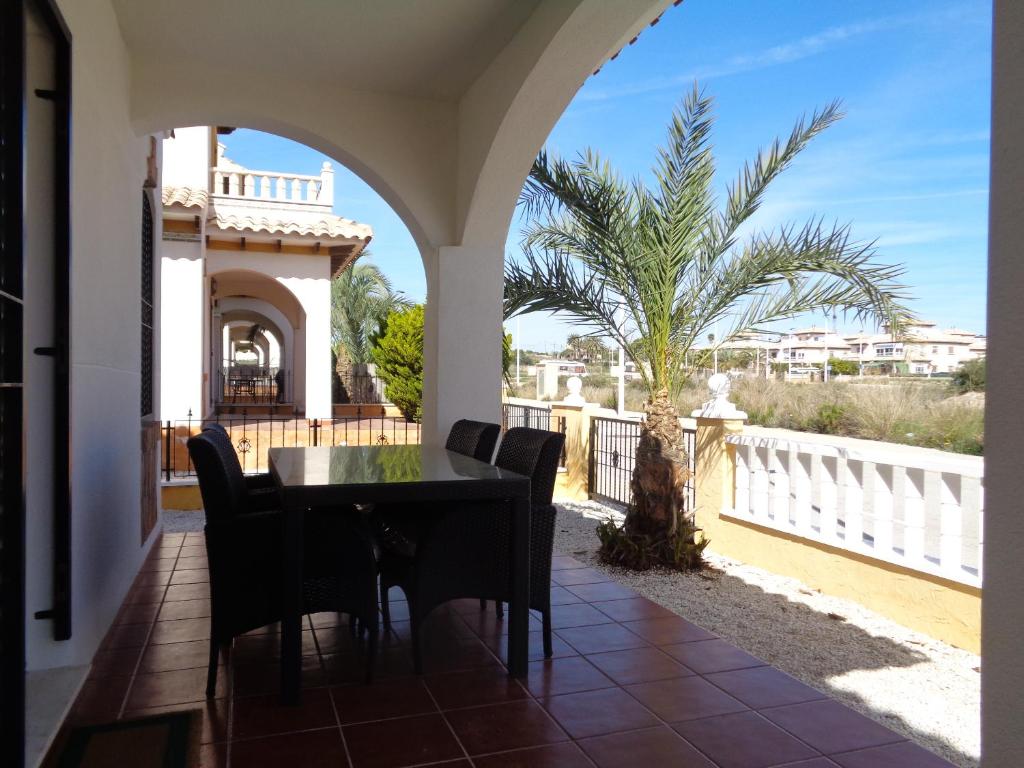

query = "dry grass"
[524,377,984,455]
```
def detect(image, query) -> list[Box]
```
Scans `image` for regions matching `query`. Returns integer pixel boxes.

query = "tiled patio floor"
[52,531,955,767]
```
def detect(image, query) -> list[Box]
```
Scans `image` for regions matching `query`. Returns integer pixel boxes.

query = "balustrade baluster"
[244,173,254,196]
[939,472,964,579]
[902,467,927,565]
[228,173,240,195]
[734,444,750,515]
[844,458,864,550]
[873,462,895,556]
[791,451,812,534]
[276,175,287,200]
[818,455,839,541]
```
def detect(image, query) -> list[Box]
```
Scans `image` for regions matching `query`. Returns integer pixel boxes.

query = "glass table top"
[268,444,525,488]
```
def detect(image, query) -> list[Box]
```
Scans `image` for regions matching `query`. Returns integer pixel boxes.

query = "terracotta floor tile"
[548,586,584,606]
[550,555,587,571]
[88,647,143,679]
[178,546,206,559]
[622,616,716,645]
[585,646,693,685]
[706,666,827,709]
[149,617,211,645]
[550,568,611,586]
[426,666,528,710]
[483,629,579,664]
[323,648,412,684]
[591,597,676,622]
[674,711,820,768]
[135,571,172,586]
[556,623,649,655]
[525,657,615,697]
[232,688,336,740]
[157,598,211,621]
[168,568,209,585]
[126,667,225,709]
[138,639,212,673]
[446,699,567,755]
[548,602,616,629]
[578,726,716,768]
[102,623,151,650]
[231,657,326,697]
[125,585,167,604]
[140,557,178,573]
[230,727,347,768]
[115,602,161,625]
[473,742,593,767]
[123,698,230,744]
[164,582,210,602]
[625,676,748,722]
[68,678,131,724]
[460,610,544,638]
[830,741,955,767]
[231,629,318,662]
[313,624,360,655]
[543,687,659,739]
[160,533,186,544]
[564,581,639,602]
[198,743,227,768]
[662,638,766,675]
[343,713,464,768]
[332,677,436,723]
[174,555,208,570]
[761,700,906,755]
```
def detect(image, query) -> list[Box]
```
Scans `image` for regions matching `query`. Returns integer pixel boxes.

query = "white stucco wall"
[36,0,161,675]
[160,240,204,419]
[161,125,211,189]
[982,1,1024,763]
[208,250,331,416]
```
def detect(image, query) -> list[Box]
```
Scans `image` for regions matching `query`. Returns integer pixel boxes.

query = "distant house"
[160,127,372,418]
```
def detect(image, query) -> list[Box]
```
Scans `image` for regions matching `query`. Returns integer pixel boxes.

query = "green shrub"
[952,358,985,393]
[828,357,860,376]
[371,305,424,422]
[811,403,848,434]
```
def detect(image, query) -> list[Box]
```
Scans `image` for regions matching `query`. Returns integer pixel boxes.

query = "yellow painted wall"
[162,484,202,510]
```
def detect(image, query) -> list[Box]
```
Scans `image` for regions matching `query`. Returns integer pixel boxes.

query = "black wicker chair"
[201,422,276,495]
[445,419,500,462]
[378,427,565,671]
[187,432,379,694]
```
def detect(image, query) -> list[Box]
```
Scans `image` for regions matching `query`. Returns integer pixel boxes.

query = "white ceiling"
[111,0,542,100]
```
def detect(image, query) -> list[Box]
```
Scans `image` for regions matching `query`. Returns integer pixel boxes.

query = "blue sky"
[220,0,991,352]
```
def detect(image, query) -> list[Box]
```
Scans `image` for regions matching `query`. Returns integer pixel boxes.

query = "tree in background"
[828,357,860,376]
[372,305,424,422]
[952,358,985,393]
[506,85,911,570]
[331,259,410,402]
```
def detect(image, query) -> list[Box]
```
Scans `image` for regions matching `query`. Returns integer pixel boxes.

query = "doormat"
[54,711,199,768]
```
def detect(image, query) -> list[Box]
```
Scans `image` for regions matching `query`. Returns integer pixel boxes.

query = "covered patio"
[56,530,951,768]
[4,1,1023,767]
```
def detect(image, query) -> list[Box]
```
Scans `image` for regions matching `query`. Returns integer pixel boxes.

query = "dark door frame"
[1,0,72,764]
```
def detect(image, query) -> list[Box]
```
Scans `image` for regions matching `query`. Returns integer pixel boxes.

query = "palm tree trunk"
[626,388,691,540]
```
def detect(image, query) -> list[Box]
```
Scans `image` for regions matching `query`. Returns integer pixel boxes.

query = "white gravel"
[555,500,980,768]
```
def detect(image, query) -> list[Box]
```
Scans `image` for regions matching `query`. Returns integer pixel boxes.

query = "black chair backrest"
[203,422,229,440]
[494,427,565,506]
[187,431,249,521]
[445,419,501,463]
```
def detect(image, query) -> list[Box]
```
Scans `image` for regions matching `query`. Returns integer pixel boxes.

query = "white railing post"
[212,170,223,194]
[276,175,287,200]
[818,455,839,541]
[228,172,240,195]
[243,173,254,196]
[734,444,751,518]
[903,467,927,565]
[939,472,964,580]
[843,458,863,550]
[791,450,812,533]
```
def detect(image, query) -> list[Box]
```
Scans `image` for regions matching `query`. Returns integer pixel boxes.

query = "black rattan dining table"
[268,444,532,704]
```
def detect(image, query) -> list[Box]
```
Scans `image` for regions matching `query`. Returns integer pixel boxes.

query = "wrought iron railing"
[161,408,421,479]
[588,416,696,509]
[501,403,567,468]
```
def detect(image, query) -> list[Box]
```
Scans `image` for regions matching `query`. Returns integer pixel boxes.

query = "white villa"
[700,321,987,375]
[160,127,371,419]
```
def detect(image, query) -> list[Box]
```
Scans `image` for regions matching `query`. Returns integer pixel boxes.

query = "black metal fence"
[588,416,696,509]
[501,403,567,467]
[162,409,421,479]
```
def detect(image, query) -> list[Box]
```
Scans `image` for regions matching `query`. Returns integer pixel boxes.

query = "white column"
[159,244,204,419]
[422,244,503,446]
[319,162,334,205]
[983,2,1024,763]
[279,274,331,418]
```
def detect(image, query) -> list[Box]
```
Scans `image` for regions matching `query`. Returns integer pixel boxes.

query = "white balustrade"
[725,432,983,588]
[209,162,334,207]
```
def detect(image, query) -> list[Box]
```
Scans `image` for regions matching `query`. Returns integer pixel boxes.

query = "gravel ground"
[555,500,980,768]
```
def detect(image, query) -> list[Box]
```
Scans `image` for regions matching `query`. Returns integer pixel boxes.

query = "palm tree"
[331,258,410,402]
[331,259,409,364]
[505,85,912,570]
